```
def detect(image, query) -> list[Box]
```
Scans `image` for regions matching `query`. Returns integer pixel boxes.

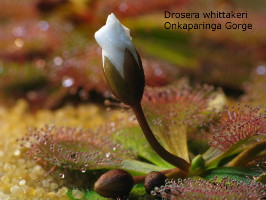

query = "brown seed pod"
[94,169,134,198]
[144,171,167,194]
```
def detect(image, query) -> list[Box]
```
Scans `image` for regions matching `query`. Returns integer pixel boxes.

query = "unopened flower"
[95,14,190,172]
[95,13,138,78]
[94,13,145,106]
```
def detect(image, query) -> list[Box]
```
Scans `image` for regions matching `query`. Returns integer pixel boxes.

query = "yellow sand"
[0,99,126,200]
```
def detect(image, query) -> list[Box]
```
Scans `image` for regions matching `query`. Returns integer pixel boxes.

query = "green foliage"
[203,167,261,182]
[67,184,150,200]
[113,126,174,168]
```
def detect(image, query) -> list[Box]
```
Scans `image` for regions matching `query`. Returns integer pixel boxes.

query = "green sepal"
[103,56,130,104]
[124,48,145,104]
[103,48,145,106]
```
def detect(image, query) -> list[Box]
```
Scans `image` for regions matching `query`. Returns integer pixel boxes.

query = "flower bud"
[94,13,145,106]
[144,171,167,194]
[94,169,134,198]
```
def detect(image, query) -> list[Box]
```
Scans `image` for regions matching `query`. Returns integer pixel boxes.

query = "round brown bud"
[144,171,167,194]
[94,169,134,198]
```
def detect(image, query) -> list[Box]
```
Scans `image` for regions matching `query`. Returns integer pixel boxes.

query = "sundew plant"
[16,13,266,200]
[0,1,266,200]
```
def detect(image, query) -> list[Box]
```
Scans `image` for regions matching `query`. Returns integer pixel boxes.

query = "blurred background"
[0,0,265,110]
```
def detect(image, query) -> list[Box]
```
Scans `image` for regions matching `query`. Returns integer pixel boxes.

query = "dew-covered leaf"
[203,167,261,182]
[206,104,266,152]
[152,176,266,200]
[19,126,135,172]
[141,83,218,162]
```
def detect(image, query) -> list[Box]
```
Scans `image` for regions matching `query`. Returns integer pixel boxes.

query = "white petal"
[94,13,138,78]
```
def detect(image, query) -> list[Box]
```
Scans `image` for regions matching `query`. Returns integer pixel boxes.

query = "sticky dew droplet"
[105,152,111,158]
[59,173,65,179]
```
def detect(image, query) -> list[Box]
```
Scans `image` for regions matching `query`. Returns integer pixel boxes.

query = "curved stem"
[131,103,190,172]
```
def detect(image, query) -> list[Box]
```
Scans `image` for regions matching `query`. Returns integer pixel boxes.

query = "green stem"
[131,103,190,172]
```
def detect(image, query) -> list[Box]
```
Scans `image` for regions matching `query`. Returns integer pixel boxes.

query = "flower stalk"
[132,102,190,172]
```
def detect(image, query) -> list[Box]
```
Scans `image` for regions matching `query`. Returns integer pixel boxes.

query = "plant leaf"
[113,126,173,168]
[203,167,261,182]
